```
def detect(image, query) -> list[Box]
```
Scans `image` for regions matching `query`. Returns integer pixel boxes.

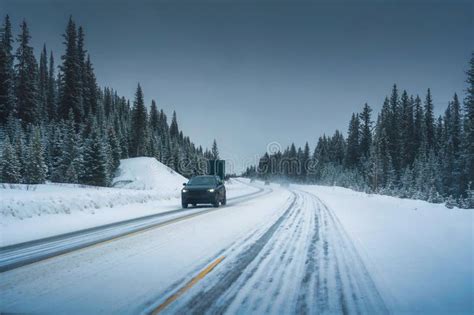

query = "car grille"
[186,189,208,197]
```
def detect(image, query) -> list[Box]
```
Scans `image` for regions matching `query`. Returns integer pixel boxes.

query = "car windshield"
[187,176,216,186]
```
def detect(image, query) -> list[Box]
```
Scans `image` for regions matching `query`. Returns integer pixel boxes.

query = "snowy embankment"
[0,157,256,246]
[298,184,473,314]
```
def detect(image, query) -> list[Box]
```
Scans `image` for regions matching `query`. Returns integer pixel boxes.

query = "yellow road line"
[151,256,225,314]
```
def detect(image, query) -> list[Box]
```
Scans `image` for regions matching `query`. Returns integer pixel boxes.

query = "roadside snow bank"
[112,157,186,192]
[298,184,473,314]
[1,157,186,220]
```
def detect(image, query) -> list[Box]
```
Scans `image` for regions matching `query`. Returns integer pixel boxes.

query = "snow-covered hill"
[112,157,186,192]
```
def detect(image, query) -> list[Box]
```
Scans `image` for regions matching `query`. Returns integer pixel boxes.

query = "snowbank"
[298,184,473,314]
[1,158,186,220]
[112,157,186,192]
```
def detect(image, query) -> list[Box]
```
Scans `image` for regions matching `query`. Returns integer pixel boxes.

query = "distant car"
[181,175,226,208]
[264,180,270,185]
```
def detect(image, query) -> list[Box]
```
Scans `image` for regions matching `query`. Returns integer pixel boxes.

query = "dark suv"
[181,175,226,208]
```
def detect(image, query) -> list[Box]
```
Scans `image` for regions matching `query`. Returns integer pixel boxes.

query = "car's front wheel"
[182,202,188,208]
[213,196,220,207]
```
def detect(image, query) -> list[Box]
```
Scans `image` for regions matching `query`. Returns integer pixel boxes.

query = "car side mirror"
[182,183,187,186]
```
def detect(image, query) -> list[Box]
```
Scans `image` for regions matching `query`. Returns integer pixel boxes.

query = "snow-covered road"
[162,189,387,314]
[0,180,267,272]
[1,181,470,314]
[0,184,292,314]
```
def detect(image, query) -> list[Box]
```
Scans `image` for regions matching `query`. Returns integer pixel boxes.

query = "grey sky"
[2,0,472,173]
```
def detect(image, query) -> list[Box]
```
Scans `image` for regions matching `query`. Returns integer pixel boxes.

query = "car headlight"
[208,188,215,192]
[182,189,188,193]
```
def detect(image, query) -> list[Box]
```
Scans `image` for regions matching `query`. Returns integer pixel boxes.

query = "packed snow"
[112,157,186,191]
[0,158,258,246]
[298,184,473,314]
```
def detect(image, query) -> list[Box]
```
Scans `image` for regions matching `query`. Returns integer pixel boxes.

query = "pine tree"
[82,55,98,117]
[463,52,474,192]
[413,95,424,158]
[46,51,56,121]
[25,127,48,184]
[387,84,401,174]
[76,26,86,117]
[169,110,179,139]
[302,142,310,181]
[359,103,372,158]
[424,88,435,152]
[107,126,121,175]
[62,113,83,183]
[400,91,415,167]
[38,44,48,122]
[345,113,360,168]
[82,120,109,186]
[59,17,82,123]
[211,139,219,159]
[0,15,15,124]
[49,124,64,182]
[130,84,148,157]
[15,20,39,125]
[0,135,21,183]
[443,93,463,196]
[149,100,159,132]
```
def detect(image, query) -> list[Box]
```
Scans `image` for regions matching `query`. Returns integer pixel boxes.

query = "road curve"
[161,189,388,315]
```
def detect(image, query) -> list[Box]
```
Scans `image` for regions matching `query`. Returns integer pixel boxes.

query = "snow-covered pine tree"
[107,126,121,175]
[130,83,148,157]
[149,100,159,133]
[359,103,372,158]
[387,84,401,175]
[448,94,463,196]
[211,139,219,160]
[25,127,47,184]
[424,88,435,152]
[0,135,21,183]
[56,110,82,183]
[463,52,474,196]
[82,120,109,186]
[400,91,415,168]
[345,113,360,169]
[413,95,424,158]
[169,111,179,139]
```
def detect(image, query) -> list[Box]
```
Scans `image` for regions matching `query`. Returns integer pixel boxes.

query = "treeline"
[0,15,218,186]
[245,53,474,208]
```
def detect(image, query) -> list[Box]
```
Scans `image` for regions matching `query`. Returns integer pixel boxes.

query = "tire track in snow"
[159,189,388,315]
[165,192,299,314]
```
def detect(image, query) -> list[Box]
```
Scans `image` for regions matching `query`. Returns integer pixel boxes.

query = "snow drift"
[112,157,187,192]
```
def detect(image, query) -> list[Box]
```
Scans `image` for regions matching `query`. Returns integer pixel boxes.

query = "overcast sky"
[2,0,472,173]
